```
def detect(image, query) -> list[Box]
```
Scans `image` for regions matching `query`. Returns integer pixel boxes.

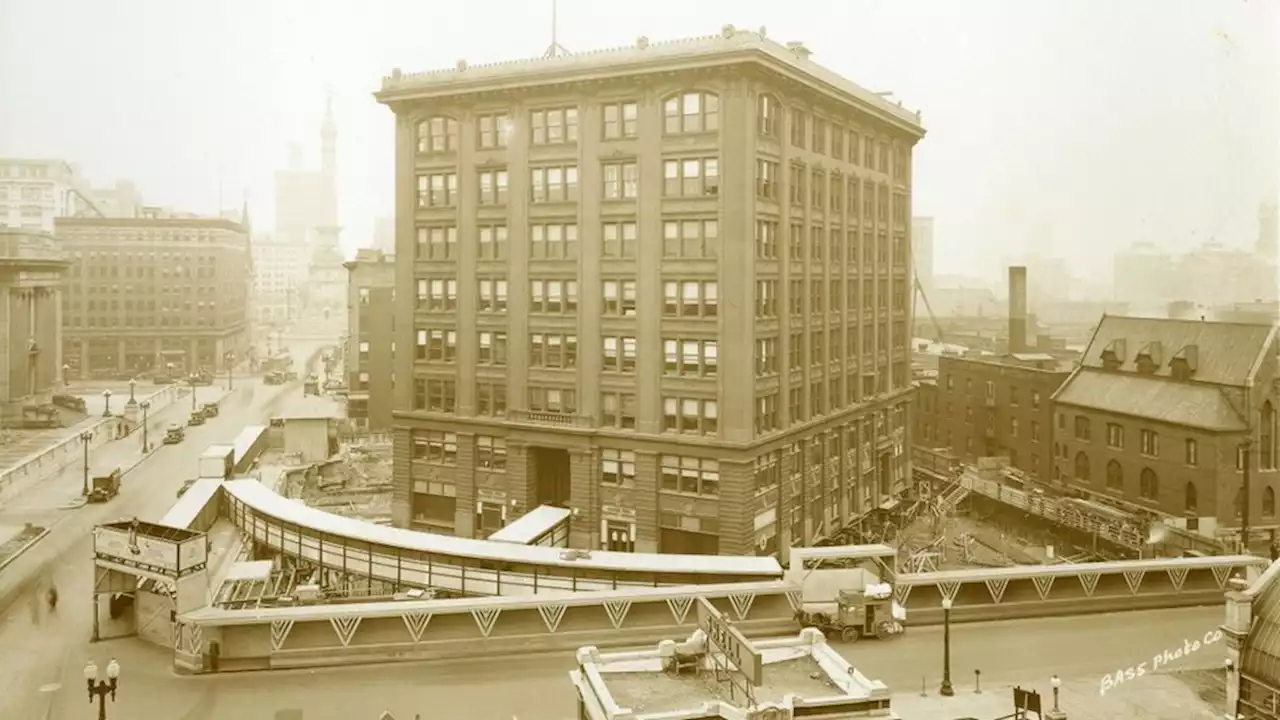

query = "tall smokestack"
[1008,266,1028,354]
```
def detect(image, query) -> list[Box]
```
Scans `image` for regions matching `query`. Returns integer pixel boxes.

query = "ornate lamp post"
[139,400,151,452]
[224,351,235,390]
[940,597,955,696]
[101,389,113,418]
[188,374,199,411]
[1050,674,1061,711]
[80,430,94,495]
[125,378,137,408]
[83,658,120,720]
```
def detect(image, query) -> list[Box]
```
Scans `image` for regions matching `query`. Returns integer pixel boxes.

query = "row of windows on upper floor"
[416,274,909,322]
[416,93,908,178]
[409,374,905,440]
[1062,451,1276,520]
[413,219,909,266]
[409,326,905,378]
[1063,404,1278,471]
[414,160,908,213]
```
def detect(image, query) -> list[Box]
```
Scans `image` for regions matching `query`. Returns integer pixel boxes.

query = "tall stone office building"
[375,27,924,557]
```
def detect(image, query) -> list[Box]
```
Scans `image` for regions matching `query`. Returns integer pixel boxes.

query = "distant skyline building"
[0,158,104,232]
[274,96,339,251]
[55,212,252,378]
[1259,200,1278,262]
[250,232,307,327]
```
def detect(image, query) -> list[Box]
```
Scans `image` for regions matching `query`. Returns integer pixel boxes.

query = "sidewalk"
[889,674,1219,719]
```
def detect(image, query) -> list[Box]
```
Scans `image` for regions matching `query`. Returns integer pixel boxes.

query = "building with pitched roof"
[374,25,924,556]
[1051,315,1280,541]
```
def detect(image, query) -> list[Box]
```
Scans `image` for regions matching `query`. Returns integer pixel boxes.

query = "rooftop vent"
[636,36,649,49]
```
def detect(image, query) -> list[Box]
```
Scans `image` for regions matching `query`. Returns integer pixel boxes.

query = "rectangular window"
[529,223,578,260]
[416,117,458,154]
[662,280,717,318]
[755,220,778,259]
[1185,438,1198,466]
[1106,423,1124,449]
[477,113,510,149]
[416,173,458,208]
[412,430,458,464]
[755,281,777,317]
[663,92,718,134]
[476,278,508,313]
[528,333,578,369]
[416,328,457,362]
[662,219,718,258]
[475,436,507,471]
[1140,430,1159,457]
[662,157,719,197]
[602,336,638,373]
[602,279,637,316]
[415,226,457,260]
[602,102,638,139]
[530,106,579,145]
[477,225,508,260]
[662,338,717,377]
[1074,416,1091,441]
[417,278,457,311]
[528,386,577,414]
[602,222,637,258]
[529,279,579,314]
[659,455,719,497]
[477,331,508,366]
[602,162,639,200]
[755,160,778,199]
[476,382,507,416]
[600,392,638,430]
[529,165,580,203]
[477,169,509,205]
[601,449,636,486]
[661,397,718,436]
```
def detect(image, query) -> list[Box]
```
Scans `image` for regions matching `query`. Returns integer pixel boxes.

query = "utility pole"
[1242,438,1253,554]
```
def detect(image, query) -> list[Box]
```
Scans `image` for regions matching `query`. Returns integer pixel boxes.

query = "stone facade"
[0,230,69,415]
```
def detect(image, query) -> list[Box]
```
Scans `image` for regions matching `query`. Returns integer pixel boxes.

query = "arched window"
[1184,482,1198,513]
[758,94,781,137]
[1265,487,1276,518]
[1139,468,1158,500]
[1074,451,1091,483]
[1262,401,1275,470]
[663,92,720,134]
[1106,460,1124,490]
[416,116,458,154]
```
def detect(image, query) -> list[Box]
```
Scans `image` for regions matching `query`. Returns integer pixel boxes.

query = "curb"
[0,528,51,573]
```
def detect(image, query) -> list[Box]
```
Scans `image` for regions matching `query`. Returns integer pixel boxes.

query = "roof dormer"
[1100,338,1127,371]
[1135,341,1163,375]
[1170,344,1199,381]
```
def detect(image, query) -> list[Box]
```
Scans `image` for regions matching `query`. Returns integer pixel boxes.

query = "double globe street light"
[83,658,120,720]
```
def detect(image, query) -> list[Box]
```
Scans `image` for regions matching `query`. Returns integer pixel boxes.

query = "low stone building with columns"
[0,229,69,421]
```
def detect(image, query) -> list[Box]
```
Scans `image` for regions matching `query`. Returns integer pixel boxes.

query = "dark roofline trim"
[938,355,1074,376]
[1051,398,1249,434]
[377,49,925,138]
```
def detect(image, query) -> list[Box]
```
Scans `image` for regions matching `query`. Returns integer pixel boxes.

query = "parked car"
[187,411,205,427]
[200,402,219,419]
[164,424,185,444]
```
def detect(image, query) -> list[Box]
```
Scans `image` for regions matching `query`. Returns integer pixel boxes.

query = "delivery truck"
[198,444,235,480]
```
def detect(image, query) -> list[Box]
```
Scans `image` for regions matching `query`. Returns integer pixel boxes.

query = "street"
[0,340,332,720]
[11,603,1227,720]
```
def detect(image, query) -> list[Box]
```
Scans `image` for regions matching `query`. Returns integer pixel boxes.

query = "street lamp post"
[139,400,151,453]
[188,374,199,412]
[101,389,112,418]
[83,658,120,720]
[80,430,94,496]
[62,363,70,389]
[224,351,234,390]
[125,378,137,407]
[1050,674,1061,711]
[940,597,955,697]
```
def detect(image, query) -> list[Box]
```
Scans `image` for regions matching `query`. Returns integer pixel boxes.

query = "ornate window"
[1139,468,1158,500]
[1106,459,1123,490]
[1074,451,1091,482]
[663,92,719,134]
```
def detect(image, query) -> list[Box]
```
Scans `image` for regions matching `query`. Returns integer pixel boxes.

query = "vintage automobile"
[164,424,185,444]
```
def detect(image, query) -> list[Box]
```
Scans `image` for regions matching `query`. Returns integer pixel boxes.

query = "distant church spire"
[241,190,250,230]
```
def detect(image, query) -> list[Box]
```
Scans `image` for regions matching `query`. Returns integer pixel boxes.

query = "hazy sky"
[1,0,1276,282]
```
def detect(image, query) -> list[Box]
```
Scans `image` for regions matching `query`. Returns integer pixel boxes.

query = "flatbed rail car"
[221,479,783,596]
